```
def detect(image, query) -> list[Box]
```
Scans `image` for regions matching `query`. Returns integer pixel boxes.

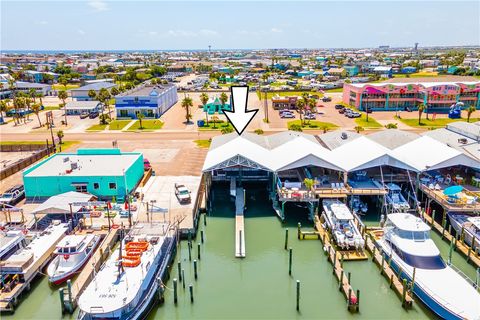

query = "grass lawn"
[108,120,132,130]
[323,88,343,93]
[198,121,233,130]
[86,123,108,131]
[127,119,164,131]
[0,140,79,150]
[194,139,211,148]
[256,90,323,100]
[287,120,338,130]
[354,114,383,128]
[398,117,480,129]
[43,105,61,110]
[393,72,440,79]
[56,141,80,151]
[52,84,80,90]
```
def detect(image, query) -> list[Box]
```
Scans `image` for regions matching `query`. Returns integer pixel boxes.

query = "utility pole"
[263,90,269,123]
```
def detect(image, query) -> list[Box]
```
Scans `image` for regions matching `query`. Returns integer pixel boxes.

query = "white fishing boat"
[47,234,102,285]
[447,213,480,251]
[349,196,368,215]
[77,223,176,320]
[0,230,27,261]
[321,199,365,250]
[378,213,480,320]
[385,183,410,212]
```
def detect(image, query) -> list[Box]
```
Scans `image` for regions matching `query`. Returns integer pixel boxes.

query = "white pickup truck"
[174,183,191,204]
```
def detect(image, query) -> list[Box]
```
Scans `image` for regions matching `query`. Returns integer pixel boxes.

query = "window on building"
[109,182,117,190]
[93,183,99,190]
[75,185,87,193]
[146,109,154,117]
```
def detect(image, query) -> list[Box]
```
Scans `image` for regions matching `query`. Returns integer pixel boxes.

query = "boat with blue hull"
[77,223,177,320]
[378,213,480,320]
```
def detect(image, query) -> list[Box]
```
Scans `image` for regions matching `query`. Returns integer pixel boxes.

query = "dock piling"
[189,284,194,303]
[197,243,201,260]
[188,241,192,261]
[339,270,344,291]
[356,289,360,311]
[297,223,301,239]
[178,262,182,281]
[284,229,289,250]
[193,260,198,280]
[289,247,293,276]
[173,278,178,304]
[59,289,65,314]
[182,269,185,289]
[296,280,300,311]
[204,213,207,226]
[402,279,407,307]
[201,230,204,243]
[448,237,454,264]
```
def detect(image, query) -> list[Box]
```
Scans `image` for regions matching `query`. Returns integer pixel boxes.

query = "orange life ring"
[64,254,70,260]
[112,224,120,229]
[22,229,28,235]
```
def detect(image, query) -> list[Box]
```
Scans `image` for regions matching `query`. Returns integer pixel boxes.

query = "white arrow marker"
[222,86,258,136]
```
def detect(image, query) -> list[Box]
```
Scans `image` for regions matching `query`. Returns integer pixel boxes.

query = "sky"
[1,1,479,50]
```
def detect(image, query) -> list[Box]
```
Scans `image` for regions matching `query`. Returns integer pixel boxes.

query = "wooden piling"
[173,278,178,304]
[182,269,185,289]
[402,279,407,307]
[289,247,293,276]
[284,229,289,250]
[189,284,194,303]
[201,230,204,243]
[197,243,201,260]
[297,223,301,239]
[188,241,192,261]
[296,280,300,311]
[177,262,182,281]
[193,260,198,280]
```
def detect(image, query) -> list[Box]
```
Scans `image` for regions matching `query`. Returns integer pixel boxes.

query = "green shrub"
[221,127,234,134]
[254,129,264,135]
[385,123,398,129]
[290,124,303,132]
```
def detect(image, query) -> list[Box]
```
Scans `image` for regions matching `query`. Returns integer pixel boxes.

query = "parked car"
[335,104,345,110]
[175,183,191,204]
[0,185,25,206]
[317,104,326,108]
[322,96,332,102]
[304,113,316,120]
[280,111,295,119]
[80,112,89,119]
[338,108,346,114]
[143,158,152,171]
[88,111,99,119]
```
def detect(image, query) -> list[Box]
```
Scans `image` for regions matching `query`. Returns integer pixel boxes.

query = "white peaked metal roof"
[391,136,480,171]
[32,191,94,214]
[202,136,273,171]
[272,137,342,172]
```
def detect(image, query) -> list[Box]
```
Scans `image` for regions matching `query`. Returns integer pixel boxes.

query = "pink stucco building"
[343,81,480,112]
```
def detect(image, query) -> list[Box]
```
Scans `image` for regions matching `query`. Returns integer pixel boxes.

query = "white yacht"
[47,234,102,285]
[0,230,27,261]
[321,199,365,250]
[378,213,480,320]
[385,183,410,212]
[448,213,480,251]
[77,223,176,320]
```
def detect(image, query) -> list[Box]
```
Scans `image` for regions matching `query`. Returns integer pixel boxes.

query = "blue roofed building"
[70,82,117,101]
[115,84,178,119]
[401,66,417,74]
[344,66,359,77]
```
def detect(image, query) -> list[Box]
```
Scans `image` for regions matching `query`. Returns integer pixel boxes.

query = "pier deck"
[61,228,120,313]
[235,187,245,258]
[365,230,414,308]
[314,216,360,311]
[422,212,480,268]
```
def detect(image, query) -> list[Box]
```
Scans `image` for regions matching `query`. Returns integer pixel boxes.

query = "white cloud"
[145,29,219,38]
[78,29,86,35]
[271,28,282,33]
[36,20,48,25]
[88,0,109,12]
[199,29,219,36]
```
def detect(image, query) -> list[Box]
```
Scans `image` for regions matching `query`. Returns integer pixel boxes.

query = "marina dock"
[0,223,69,312]
[313,216,360,311]
[235,187,245,258]
[422,211,480,268]
[365,230,414,308]
[60,228,120,314]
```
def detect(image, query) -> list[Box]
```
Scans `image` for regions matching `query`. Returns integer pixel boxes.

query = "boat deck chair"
[331,183,337,190]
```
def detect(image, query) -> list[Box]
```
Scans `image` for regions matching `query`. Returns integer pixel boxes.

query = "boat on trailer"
[378,213,480,320]
[447,213,480,251]
[77,222,176,320]
[385,183,410,212]
[47,234,102,285]
[321,199,365,250]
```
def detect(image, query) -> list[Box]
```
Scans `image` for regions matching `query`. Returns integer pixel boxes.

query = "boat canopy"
[467,216,480,229]
[324,200,353,220]
[388,213,430,232]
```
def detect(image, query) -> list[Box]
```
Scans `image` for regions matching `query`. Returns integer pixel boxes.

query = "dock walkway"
[422,212,480,268]
[235,187,245,258]
[365,230,413,308]
[314,216,359,312]
[61,228,119,314]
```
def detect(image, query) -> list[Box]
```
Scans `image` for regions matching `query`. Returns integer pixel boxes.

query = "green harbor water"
[5,183,478,319]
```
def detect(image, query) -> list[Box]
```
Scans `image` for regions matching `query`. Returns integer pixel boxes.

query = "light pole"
[123,169,131,227]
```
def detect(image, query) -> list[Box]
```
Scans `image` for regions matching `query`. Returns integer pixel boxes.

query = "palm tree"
[296,99,305,126]
[211,115,219,129]
[303,178,315,197]
[29,88,37,103]
[12,97,25,125]
[110,87,120,96]
[200,92,209,124]
[31,103,42,127]
[467,106,476,122]
[7,78,16,98]
[58,90,69,125]
[58,76,68,89]
[88,89,97,100]
[36,93,43,106]
[354,126,364,133]
[219,92,229,110]
[137,113,145,129]
[307,97,317,124]
[0,100,8,119]
[417,103,425,125]
[181,96,193,124]
[97,88,112,122]
[57,130,64,144]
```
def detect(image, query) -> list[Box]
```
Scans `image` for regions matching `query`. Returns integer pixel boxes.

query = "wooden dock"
[61,228,120,314]
[365,230,414,308]
[314,216,360,312]
[235,187,245,258]
[422,212,480,268]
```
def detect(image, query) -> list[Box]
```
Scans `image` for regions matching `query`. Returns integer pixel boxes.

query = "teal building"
[23,149,144,200]
[203,96,231,114]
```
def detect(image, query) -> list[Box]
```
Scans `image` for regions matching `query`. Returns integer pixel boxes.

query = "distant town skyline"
[1,1,479,51]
